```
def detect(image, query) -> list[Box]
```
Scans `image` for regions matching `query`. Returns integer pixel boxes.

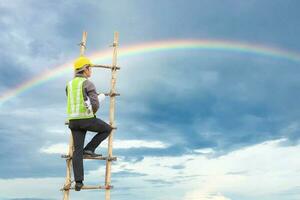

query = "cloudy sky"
[1,0,300,200]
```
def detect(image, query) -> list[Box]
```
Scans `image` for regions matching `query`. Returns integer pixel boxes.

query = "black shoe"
[83,150,102,157]
[75,182,84,191]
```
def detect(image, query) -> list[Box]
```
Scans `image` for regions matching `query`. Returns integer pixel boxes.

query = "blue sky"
[0,0,300,200]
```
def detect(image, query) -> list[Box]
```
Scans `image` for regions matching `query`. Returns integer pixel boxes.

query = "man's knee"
[106,124,113,134]
[95,118,112,132]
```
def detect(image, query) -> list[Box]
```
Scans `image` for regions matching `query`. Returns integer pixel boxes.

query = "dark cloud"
[0,53,31,89]
[144,178,173,186]
[117,53,300,153]
[112,171,147,178]
[169,164,185,170]
[121,156,144,163]
[226,170,249,175]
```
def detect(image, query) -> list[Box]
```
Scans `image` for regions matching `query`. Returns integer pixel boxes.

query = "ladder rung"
[61,154,117,161]
[61,184,113,191]
[93,64,120,70]
[84,155,117,161]
[104,92,120,97]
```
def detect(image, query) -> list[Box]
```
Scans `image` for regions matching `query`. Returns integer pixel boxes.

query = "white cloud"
[40,143,69,154]
[113,139,169,149]
[40,139,169,154]
[86,138,300,200]
[183,139,300,200]
[194,147,215,154]
[2,138,300,200]
[184,193,232,200]
[0,177,64,199]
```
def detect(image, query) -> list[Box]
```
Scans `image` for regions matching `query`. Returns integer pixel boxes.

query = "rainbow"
[1,39,300,104]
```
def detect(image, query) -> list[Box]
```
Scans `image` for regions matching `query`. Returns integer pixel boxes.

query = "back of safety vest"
[67,77,94,120]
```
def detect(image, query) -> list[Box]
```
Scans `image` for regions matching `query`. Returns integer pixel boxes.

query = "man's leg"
[83,118,112,152]
[71,129,87,182]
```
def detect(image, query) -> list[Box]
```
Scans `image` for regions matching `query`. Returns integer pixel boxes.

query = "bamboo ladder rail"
[61,31,120,200]
[105,32,118,200]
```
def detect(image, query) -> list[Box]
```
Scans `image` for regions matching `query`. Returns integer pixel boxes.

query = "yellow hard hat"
[73,56,93,70]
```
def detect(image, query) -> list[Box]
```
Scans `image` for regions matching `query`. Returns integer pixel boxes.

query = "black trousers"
[68,117,112,182]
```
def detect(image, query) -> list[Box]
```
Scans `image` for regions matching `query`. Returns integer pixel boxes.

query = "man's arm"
[83,80,99,114]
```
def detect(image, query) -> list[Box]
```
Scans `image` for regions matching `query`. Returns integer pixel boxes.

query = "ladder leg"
[105,189,111,200]
[63,134,74,200]
[104,32,119,199]
[62,31,86,199]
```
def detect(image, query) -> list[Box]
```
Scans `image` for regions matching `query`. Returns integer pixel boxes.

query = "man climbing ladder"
[66,56,113,191]
[62,32,119,200]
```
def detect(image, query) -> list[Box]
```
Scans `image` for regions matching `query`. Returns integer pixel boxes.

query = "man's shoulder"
[83,79,96,91]
[83,79,95,86]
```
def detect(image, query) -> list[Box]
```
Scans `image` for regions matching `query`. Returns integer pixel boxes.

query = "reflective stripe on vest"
[67,77,94,120]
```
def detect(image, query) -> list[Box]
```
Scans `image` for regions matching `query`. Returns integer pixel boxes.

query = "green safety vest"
[67,77,94,120]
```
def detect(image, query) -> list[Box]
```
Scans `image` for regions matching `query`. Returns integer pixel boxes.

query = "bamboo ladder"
[61,31,120,200]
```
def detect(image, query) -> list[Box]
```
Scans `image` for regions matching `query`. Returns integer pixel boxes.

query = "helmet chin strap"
[83,71,89,78]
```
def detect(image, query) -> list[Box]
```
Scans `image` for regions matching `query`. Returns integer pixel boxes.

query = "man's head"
[74,56,93,77]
